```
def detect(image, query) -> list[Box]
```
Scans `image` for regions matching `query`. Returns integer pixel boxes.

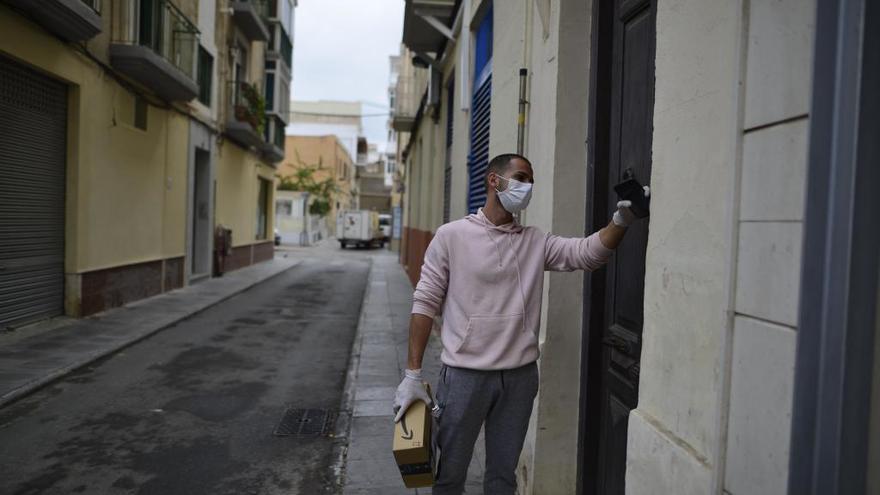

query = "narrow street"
[0,253,371,495]
[2,0,875,493]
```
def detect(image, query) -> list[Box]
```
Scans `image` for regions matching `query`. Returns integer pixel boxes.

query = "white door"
[343,213,363,240]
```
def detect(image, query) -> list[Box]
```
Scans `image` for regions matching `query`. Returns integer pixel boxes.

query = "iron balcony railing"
[112,0,200,80]
[228,80,267,134]
[267,25,293,69]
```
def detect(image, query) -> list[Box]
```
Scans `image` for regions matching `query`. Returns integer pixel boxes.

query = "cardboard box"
[392,386,436,488]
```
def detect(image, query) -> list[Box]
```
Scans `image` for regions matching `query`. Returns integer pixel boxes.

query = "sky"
[292,0,405,148]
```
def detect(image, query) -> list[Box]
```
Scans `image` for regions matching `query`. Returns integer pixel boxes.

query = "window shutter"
[466,73,491,214]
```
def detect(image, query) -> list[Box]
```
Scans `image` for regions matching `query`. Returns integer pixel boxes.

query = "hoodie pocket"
[455,313,526,355]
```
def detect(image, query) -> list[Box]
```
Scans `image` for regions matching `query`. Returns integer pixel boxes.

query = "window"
[273,118,284,148]
[280,32,293,68]
[279,78,290,116]
[276,199,292,216]
[197,46,213,106]
[264,73,275,111]
[134,96,148,130]
[256,178,270,239]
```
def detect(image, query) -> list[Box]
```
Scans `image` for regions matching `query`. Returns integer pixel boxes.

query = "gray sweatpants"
[431,361,539,495]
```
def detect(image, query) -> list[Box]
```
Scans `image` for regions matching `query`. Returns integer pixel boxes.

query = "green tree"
[277,154,338,217]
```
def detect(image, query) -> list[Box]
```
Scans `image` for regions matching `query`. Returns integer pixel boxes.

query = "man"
[393,153,648,494]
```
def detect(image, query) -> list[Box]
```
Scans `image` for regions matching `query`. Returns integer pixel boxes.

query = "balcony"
[5,0,102,41]
[109,0,199,102]
[231,0,270,42]
[392,72,417,132]
[260,115,286,164]
[265,24,293,73]
[225,81,267,150]
[402,0,456,53]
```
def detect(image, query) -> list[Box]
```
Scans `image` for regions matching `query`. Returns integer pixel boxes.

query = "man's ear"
[487,172,500,191]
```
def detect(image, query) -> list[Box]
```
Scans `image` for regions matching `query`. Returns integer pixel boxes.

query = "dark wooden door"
[580,0,656,493]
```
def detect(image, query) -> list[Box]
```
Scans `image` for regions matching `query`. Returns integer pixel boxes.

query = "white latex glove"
[612,185,651,227]
[393,368,432,423]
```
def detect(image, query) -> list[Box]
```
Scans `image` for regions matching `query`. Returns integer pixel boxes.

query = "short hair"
[485,153,532,188]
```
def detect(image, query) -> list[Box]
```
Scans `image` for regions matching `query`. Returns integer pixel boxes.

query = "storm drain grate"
[273,407,337,437]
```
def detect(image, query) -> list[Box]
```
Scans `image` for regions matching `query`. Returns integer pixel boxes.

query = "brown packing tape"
[392,383,437,488]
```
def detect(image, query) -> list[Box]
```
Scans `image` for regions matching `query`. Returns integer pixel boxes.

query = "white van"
[378,214,392,243]
[336,210,386,248]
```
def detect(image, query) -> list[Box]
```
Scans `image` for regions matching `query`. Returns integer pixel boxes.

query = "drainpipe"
[516,67,528,155]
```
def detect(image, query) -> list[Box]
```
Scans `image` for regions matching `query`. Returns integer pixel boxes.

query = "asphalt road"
[0,255,371,495]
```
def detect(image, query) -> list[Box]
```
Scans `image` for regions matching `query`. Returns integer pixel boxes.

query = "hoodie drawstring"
[482,224,505,268]
[505,234,529,334]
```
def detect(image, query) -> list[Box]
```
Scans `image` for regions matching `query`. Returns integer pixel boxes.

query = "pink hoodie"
[411,208,614,370]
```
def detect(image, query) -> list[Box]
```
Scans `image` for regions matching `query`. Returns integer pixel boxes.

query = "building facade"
[277,134,356,234]
[0,0,292,328]
[356,160,392,214]
[395,0,878,494]
[287,99,363,159]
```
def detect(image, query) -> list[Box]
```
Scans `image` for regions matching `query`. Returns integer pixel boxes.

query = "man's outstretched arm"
[600,185,651,249]
[598,219,628,250]
[544,186,651,271]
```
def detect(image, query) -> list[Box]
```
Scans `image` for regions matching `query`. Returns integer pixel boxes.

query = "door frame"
[186,121,215,283]
[787,0,879,493]
[577,0,622,492]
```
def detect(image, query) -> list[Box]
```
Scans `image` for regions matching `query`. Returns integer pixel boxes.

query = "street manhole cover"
[273,407,336,437]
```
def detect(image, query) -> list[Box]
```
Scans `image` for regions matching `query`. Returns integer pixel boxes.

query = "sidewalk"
[0,257,299,408]
[340,251,485,494]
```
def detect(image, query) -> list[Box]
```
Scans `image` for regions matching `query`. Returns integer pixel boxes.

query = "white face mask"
[495,175,533,213]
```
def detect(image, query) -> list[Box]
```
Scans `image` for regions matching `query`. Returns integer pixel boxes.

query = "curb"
[330,257,373,490]
[0,261,300,410]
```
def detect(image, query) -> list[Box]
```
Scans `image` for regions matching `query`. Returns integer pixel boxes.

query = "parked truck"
[336,210,386,249]
[378,213,392,243]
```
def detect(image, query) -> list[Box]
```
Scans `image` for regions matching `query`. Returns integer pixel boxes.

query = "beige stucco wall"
[280,135,355,232]
[403,110,444,234]
[625,0,745,492]
[3,0,278,321]
[444,40,471,224]
[628,0,815,494]
[722,0,814,492]
[82,98,191,270]
[215,141,275,246]
[0,8,193,274]
[523,0,596,492]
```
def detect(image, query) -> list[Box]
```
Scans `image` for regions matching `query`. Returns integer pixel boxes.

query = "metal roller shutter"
[0,56,67,328]
[466,72,491,214]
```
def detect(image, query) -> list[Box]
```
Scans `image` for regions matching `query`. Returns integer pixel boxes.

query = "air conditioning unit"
[427,68,441,118]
